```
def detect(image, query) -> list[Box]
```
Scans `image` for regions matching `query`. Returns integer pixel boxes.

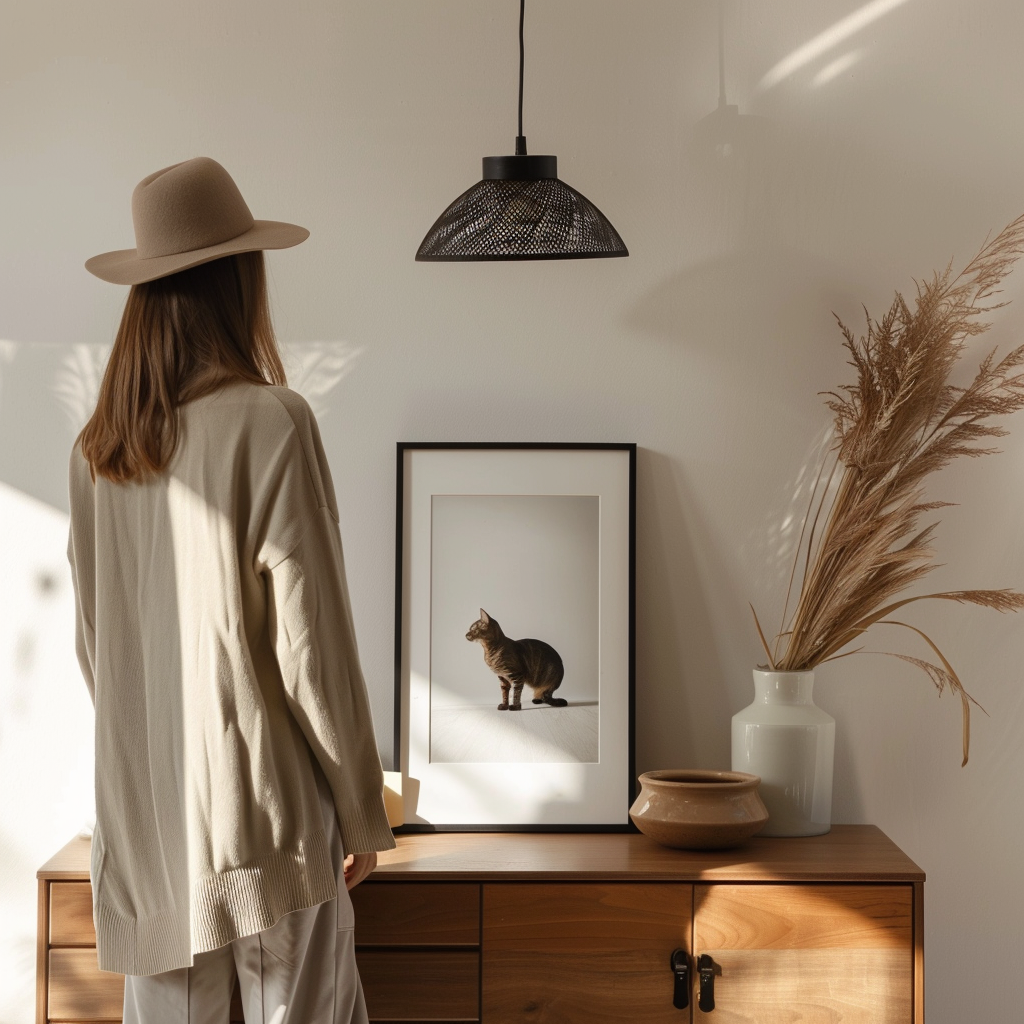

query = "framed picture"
[394,442,636,831]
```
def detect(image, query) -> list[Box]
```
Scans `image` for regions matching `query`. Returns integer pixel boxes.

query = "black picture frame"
[393,442,636,832]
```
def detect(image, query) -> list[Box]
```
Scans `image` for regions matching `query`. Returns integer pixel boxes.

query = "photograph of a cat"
[466,609,568,711]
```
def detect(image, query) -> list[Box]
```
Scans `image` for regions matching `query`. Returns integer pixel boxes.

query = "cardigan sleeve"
[265,506,396,854]
[255,389,393,854]
[67,449,97,707]
[67,528,97,707]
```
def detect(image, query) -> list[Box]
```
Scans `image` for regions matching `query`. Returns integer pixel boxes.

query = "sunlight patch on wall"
[0,481,93,838]
[280,341,363,420]
[0,480,94,1021]
[758,0,911,91]
[53,344,111,434]
[812,49,864,87]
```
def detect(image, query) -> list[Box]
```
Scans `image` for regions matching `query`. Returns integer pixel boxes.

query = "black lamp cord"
[515,0,527,155]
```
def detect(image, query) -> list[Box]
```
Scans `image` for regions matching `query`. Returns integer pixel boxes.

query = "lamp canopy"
[415,0,628,262]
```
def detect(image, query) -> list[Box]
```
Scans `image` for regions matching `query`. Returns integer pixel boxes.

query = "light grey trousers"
[122,765,368,1024]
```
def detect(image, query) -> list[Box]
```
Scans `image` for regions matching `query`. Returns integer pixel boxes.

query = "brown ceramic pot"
[629,769,769,850]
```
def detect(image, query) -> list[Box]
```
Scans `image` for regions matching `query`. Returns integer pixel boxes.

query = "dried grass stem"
[755,215,1024,765]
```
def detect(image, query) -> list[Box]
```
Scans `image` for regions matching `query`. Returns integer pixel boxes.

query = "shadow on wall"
[0,341,110,512]
[738,424,836,633]
[639,0,950,383]
[279,341,362,421]
[636,448,735,774]
[627,246,844,365]
[628,72,863,432]
[0,339,360,514]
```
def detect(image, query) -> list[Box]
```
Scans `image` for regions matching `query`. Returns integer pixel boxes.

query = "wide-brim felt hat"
[85,157,309,285]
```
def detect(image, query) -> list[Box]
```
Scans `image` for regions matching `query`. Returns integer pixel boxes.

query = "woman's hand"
[343,851,377,890]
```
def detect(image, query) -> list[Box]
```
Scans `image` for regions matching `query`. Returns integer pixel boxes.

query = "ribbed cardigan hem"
[338,796,398,855]
[95,900,190,978]
[95,826,338,977]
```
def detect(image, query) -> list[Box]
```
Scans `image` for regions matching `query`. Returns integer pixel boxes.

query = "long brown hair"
[79,251,286,483]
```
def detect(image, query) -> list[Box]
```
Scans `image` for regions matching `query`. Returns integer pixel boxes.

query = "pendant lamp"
[415,0,628,262]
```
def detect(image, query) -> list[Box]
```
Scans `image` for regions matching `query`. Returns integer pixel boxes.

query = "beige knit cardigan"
[67,381,395,977]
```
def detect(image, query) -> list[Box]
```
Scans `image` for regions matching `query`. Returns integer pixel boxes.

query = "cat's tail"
[547,697,568,708]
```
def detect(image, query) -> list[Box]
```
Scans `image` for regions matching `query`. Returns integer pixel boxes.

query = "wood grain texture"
[694,886,914,1024]
[483,883,692,1024]
[356,950,479,1020]
[353,883,480,946]
[50,883,96,946]
[694,885,913,950]
[36,881,48,1024]
[37,835,92,880]
[35,829,923,1024]
[48,948,124,1020]
[37,826,925,883]
[690,948,912,1023]
[913,881,925,1024]
[379,826,924,882]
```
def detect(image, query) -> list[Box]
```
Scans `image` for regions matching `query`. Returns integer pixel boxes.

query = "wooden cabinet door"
[483,883,692,1024]
[693,884,913,1024]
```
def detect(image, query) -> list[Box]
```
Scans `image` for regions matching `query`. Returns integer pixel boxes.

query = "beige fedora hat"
[85,157,309,285]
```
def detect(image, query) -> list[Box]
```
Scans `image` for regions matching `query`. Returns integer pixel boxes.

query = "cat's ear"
[480,608,490,623]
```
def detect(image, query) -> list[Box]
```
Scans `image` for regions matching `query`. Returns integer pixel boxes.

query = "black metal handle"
[697,954,716,1012]
[670,948,689,1009]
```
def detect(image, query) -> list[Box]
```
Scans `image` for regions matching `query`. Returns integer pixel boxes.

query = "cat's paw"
[497,703,509,710]
[532,698,544,704]
[510,703,522,711]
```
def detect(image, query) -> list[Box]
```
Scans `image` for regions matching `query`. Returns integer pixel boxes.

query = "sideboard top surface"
[39,824,924,883]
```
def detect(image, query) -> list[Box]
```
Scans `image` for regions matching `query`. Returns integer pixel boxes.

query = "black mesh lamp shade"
[415,1,628,262]
[416,155,628,261]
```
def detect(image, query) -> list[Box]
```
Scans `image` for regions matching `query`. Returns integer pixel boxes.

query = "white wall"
[2,1,1023,1020]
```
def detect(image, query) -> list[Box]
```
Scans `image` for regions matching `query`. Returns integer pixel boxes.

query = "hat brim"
[84,219,310,285]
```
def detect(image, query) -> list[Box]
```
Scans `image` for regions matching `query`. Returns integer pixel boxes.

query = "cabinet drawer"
[353,883,480,946]
[50,882,96,946]
[48,947,124,1020]
[695,884,913,950]
[693,885,913,1023]
[47,881,484,947]
[357,949,479,1020]
[45,953,479,1024]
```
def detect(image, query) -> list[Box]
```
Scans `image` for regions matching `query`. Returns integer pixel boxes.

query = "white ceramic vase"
[731,669,835,837]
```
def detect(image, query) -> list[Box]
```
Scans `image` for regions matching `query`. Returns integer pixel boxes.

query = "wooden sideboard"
[38,824,924,1023]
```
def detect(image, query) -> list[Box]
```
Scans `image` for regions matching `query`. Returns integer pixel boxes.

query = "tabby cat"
[465,609,567,711]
